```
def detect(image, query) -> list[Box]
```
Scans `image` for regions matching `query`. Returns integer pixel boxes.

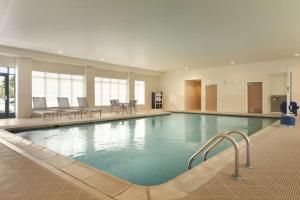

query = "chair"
[110,99,120,113]
[57,97,82,118]
[32,97,57,120]
[127,100,137,113]
[77,97,101,117]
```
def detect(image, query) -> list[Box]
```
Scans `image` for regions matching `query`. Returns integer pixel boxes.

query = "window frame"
[32,71,84,107]
[94,77,128,106]
[135,80,145,105]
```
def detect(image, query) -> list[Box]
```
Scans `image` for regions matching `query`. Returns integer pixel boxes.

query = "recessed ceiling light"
[101,58,105,61]
[184,67,188,70]
[132,64,136,67]
[294,53,300,57]
[57,50,63,54]
[231,61,236,64]
[155,68,159,71]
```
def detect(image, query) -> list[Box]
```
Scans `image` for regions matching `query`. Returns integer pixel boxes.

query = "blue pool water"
[17,113,276,185]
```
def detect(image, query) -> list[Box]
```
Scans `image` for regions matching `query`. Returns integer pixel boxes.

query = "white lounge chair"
[32,97,57,120]
[127,100,137,113]
[77,97,101,117]
[57,97,82,118]
[110,99,121,113]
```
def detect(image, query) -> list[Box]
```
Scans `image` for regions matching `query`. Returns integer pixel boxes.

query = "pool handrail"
[203,130,252,168]
[188,133,241,180]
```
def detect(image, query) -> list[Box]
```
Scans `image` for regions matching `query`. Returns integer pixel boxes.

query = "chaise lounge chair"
[32,97,57,120]
[77,97,101,117]
[57,97,82,118]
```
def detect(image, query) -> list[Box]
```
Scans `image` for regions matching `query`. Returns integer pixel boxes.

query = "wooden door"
[185,80,201,110]
[248,82,263,113]
[205,85,217,111]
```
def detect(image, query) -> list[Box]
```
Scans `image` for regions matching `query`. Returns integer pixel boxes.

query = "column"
[128,72,135,101]
[16,57,32,118]
[84,66,95,107]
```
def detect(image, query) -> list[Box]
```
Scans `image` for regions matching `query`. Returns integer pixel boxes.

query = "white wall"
[0,46,161,118]
[0,54,16,67]
[269,73,287,95]
[161,58,300,113]
[3,44,300,116]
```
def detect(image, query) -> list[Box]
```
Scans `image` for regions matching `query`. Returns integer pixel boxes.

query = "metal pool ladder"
[187,131,252,180]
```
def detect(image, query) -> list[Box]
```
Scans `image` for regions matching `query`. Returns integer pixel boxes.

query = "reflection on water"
[247,117,263,133]
[18,113,276,185]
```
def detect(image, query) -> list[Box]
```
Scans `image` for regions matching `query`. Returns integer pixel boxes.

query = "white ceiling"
[0,0,300,71]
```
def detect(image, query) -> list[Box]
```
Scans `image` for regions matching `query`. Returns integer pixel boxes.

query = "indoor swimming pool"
[16,113,277,185]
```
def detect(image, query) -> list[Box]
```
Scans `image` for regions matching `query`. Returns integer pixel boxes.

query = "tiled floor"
[181,117,300,200]
[0,113,299,199]
[0,110,167,130]
[0,143,102,200]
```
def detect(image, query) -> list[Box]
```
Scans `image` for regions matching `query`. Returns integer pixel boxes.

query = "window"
[32,71,84,107]
[135,80,145,105]
[0,66,15,116]
[95,77,128,106]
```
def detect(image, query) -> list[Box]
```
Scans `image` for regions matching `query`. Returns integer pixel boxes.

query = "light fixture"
[155,68,159,71]
[231,61,236,64]
[295,53,300,57]
[57,50,63,54]
[184,67,188,70]
[101,58,105,61]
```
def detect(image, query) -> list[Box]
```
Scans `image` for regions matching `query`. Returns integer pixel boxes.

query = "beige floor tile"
[115,185,148,200]
[0,113,299,200]
[83,171,130,197]
[61,162,97,180]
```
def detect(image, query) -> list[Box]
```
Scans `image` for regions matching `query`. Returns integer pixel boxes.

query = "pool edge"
[171,110,281,119]
[0,116,281,200]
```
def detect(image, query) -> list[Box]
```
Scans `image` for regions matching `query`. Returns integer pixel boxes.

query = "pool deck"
[0,110,170,131]
[0,110,299,199]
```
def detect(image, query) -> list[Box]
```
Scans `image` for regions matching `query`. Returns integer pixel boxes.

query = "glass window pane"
[0,76,5,113]
[71,78,84,106]
[32,71,84,108]
[94,77,128,106]
[102,81,110,106]
[119,79,126,84]
[45,74,59,107]
[9,75,15,113]
[119,82,127,102]
[0,67,8,73]
[110,81,118,100]
[9,68,15,74]
[95,81,101,106]
[60,78,72,100]
[32,76,45,97]
[135,80,145,104]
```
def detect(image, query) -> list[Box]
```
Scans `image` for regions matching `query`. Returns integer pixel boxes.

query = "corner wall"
[161,58,300,113]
